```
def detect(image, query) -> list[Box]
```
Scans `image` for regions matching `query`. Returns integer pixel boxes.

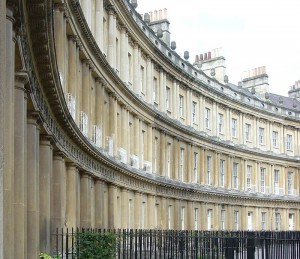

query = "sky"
[137,0,300,96]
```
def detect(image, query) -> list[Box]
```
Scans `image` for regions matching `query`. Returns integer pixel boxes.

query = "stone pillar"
[134,115,140,157]
[161,197,167,229]
[174,199,180,230]
[187,202,194,230]
[132,43,139,93]
[160,131,166,176]
[51,152,66,252]
[108,184,118,228]
[187,144,192,182]
[95,0,104,50]
[13,72,28,258]
[80,173,91,228]
[107,7,116,68]
[120,27,128,83]
[3,5,15,258]
[27,113,40,259]
[147,124,153,171]
[226,108,230,140]
[227,156,232,189]
[214,152,220,187]
[172,79,178,119]
[121,189,128,229]
[54,3,66,92]
[0,1,5,257]
[240,159,245,191]
[186,89,191,126]
[121,105,128,151]
[139,120,144,169]
[147,195,155,229]
[94,180,105,228]
[146,56,152,103]
[159,69,165,112]
[200,147,205,185]
[66,163,78,230]
[173,138,179,180]
[39,136,53,254]
[134,192,141,229]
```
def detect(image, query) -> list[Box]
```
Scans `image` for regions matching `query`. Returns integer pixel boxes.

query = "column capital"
[67,35,78,43]
[106,4,116,16]
[66,162,79,169]
[53,150,66,159]
[15,71,29,85]
[54,3,66,12]
[27,111,42,125]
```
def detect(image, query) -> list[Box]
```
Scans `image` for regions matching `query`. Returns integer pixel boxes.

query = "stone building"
[1,0,300,257]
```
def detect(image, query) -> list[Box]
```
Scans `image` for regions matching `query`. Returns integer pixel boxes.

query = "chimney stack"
[241,66,269,95]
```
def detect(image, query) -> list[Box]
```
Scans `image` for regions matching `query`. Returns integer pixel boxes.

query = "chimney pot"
[204,53,207,60]
[208,51,211,59]
[200,54,203,61]
[195,55,199,63]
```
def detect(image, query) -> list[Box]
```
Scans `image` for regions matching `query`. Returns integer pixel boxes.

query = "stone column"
[214,152,220,187]
[107,7,116,67]
[95,0,104,50]
[108,184,118,228]
[3,5,15,258]
[134,115,140,157]
[226,108,230,140]
[146,56,152,103]
[139,120,144,169]
[172,79,178,119]
[27,112,40,259]
[121,105,128,151]
[227,156,232,189]
[54,3,66,92]
[173,138,179,180]
[0,1,5,257]
[94,180,105,228]
[51,152,66,252]
[80,173,91,228]
[159,69,165,112]
[147,195,155,229]
[13,72,28,258]
[39,136,53,254]
[200,147,205,185]
[187,202,194,230]
[199,96,204,131]
[120,27,128,83]
[134,192,141,229]
[147,124,153,171]
[160,131,166,176]
[121,189,128,229]
[132,43,139,93]
[174,199,180,230]
[161,197,167,229]
[66,163,78,230]
[95,79,104,147]
[240,159,245,191]
[187,144,192,182]
[186,89,191,126]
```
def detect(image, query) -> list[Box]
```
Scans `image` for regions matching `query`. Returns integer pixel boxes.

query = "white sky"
[137,0,300,96]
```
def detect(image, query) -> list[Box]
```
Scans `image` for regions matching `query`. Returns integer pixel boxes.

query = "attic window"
[194,72,197,76]
[155,40,158,45]
[275,107,278,111]
[208,79,210,84]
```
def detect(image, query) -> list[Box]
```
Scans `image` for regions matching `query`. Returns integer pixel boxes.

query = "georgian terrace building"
[1,0,300,257]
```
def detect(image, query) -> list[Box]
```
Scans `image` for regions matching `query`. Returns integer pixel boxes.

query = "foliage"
[76,231,118,259]
[39,252,60,259]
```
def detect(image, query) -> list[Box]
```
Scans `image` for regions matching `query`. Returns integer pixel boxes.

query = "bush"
[76,231,118,259]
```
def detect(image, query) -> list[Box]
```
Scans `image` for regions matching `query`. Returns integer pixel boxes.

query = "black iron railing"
[53,228,300,259]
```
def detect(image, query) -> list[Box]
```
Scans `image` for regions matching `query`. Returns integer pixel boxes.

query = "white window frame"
[261,212,266,230]
[140,66,144,93]
[167,143,171,178]
[287,134,292,150]
[259,127,264,144]
[221,210,225,230]
[153,77,157,103]
[180,148,184,181]
[205,108,210,129]
[218,113,223,133]
[179,95,183,117]
[260,168,266,193]
[272,131,278,148]
[234,211,239,230]
[245,123,251,141]
[192,101,197,124]
[168,205,172,229]
[181,207,185,230]
[232,118,237,137]
[246,165,251,192]
[288,172,293,195]
[233,162,238,189]
[275,213,280,231]
[193,152,198,183]
[220,159,225,187]
[207,156,211,185]
[166,87,170,110]
[194,208,198,230]
[274,169,279,194]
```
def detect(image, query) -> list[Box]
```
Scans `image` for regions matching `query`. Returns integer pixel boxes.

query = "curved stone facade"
[1,0,300,257]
